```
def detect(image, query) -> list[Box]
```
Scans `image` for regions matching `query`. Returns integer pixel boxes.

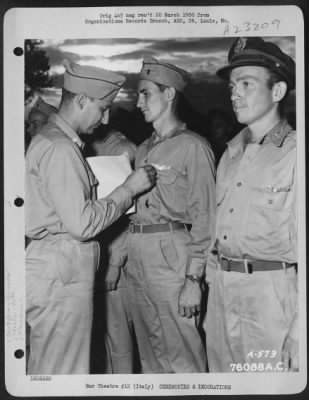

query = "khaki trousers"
[26,236,99,374]
[126,230,206,373]
[205,266,298,372]
[103,268,135,373]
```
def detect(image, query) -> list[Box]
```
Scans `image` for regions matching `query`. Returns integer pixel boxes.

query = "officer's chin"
[234,110,247,125]
[143,114,152,123]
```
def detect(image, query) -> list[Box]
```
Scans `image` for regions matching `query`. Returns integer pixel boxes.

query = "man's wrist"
[122,182,136,198]
[185,274,202,283]
[185,256,206,277]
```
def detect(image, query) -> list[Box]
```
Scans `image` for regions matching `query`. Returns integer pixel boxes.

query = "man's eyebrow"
[230,75,259,82]
[139,88,148,94]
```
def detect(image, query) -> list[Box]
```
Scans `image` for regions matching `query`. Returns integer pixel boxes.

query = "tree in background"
[25,39,52,104]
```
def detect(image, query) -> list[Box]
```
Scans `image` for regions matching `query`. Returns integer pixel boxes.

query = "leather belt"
[129,221,190,234]
[219,256,297,274]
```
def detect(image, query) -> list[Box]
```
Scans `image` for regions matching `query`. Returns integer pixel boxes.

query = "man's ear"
[75,93,88,110]
[165,86,177,102]
[272,81,288,103]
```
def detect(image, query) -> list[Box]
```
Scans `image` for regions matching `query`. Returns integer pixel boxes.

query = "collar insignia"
[234,38,247,54]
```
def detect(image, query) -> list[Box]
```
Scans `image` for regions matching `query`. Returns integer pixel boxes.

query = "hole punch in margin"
[13,47,23,56]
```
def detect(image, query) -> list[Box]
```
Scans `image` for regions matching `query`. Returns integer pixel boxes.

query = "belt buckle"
[129,222,135,233]
[244,259,253,274]
[226,258,231,272]
[168,222,174,232]
[221,256,231,272]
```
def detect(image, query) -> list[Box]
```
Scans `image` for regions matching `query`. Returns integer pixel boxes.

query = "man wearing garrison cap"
[205,37,298,372]
[25,97,57,150]
[122,56,216,373]
[25,59,157,374]
[27,97,57,137]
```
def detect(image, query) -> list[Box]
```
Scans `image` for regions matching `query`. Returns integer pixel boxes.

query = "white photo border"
[3,3,307,397]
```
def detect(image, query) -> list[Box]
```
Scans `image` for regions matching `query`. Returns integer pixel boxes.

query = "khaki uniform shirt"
[208,119,297,340]
[213,119,297,263]
[131,124,216,276]
[25,114,132,241]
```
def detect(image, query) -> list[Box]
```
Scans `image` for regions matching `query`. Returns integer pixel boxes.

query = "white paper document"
[86,154,136,214]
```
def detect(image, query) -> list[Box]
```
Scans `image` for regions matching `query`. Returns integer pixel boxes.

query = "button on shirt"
[214,119,297,263]
[131,124,216,275]
[25,114,133,241]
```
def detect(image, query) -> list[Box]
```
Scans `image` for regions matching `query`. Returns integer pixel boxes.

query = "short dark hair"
[156,83,169,92]
[59,88,76,107]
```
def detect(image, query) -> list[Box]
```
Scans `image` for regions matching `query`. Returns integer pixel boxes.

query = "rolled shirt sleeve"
[96,216,129,269]
[205,239,219,285]
[184,140,216,276]
[107,224,129,269]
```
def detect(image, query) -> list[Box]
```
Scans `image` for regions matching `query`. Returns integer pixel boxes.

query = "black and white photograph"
[3,3,307,397]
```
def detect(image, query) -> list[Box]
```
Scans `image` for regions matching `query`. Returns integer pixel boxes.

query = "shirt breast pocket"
[157,168,187,215]
[251,183,293,210]
[245,182,294,254]
[158,169,178,185]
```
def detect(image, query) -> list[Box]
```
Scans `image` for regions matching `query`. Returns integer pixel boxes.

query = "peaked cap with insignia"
[140,56,190,92]
[217,37,295,90]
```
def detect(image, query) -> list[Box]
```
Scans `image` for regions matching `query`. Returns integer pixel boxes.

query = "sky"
[31,36,295,115]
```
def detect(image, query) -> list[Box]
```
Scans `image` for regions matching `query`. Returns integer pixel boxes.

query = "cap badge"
[234,38,247,54]
[146,69,151,75]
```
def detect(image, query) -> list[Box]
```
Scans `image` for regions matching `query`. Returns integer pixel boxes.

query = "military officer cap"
[31,97,57,117]
[217,37,295,90]
[140,56,190,92]
[63,59,126,101]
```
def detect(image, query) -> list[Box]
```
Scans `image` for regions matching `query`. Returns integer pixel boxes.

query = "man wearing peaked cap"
[25,59,157,374]
[121,56,216,373]
[205,37,298,372]
[216,37,295,90]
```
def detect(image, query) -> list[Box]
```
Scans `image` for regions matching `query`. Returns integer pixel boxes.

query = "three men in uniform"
[25,37,298,374]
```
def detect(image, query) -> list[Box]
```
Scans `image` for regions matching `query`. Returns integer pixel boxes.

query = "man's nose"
[136,95,143,109]
[230,85,241,101]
